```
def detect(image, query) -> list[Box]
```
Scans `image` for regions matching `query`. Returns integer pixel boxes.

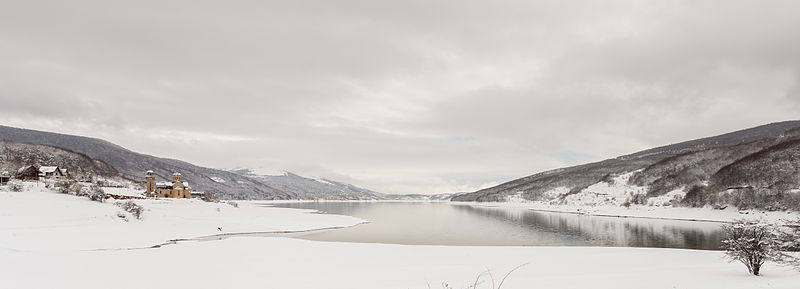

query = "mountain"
[231,169,462,201]
[453,121,800,211]
[230,169,385,200]
[381,192,463,201]
[0,125,292,200]
[0,140,121,180]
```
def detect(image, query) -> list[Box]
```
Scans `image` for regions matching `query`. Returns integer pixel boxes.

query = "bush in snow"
[226,201,239,208]
[117,200,144,219]
[8,180,24,192]
[721,219,785,275]
[776,218,800,269]
[780,218,800,251]
[203,191,220,203]
[54,179,82,195]
[84,185,106,203]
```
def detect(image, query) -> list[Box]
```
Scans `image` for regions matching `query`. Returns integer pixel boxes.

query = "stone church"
[145,170,192,198]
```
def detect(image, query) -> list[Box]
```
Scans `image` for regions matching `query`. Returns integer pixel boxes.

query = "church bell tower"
[145,170,156,196]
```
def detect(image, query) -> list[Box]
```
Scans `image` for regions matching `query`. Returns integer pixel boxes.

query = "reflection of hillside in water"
[271,202,724,249]
[459,205,723,250]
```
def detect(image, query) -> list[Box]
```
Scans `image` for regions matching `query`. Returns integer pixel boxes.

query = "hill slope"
[0,140,120,180]
[0,125,292,200]
[453,121,800,210]
[230,169,385,200]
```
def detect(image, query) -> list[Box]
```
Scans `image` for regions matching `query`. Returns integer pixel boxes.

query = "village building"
[16,165,40,181]
[39,166,65,178]
[145,170,192,198]
[0,171,10,185]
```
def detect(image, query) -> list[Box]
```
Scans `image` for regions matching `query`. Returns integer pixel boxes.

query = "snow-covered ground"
[0,182,363,251]
[1,182,799,289]
[3,238,800,289]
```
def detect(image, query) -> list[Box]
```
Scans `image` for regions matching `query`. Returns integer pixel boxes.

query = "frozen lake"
[269,202,724,250]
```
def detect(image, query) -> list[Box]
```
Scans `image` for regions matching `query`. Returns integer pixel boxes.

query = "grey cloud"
[1,0,798,193]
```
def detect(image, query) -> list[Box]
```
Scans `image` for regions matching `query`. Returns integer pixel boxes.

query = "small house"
[16,165,40,181]
[0,171,10,184]
[39,166,65,178]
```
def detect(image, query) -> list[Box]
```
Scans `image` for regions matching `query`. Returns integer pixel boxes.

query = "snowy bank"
[2,183,799,289]
[0,183,364,251]
[2,237,800,289]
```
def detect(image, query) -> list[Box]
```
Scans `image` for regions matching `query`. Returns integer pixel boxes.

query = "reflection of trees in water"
[459,205,723,250]
[275,203,723,249]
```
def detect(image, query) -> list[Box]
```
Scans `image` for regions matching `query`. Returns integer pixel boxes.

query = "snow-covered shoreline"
[2,185,800,289]
[0,183,365,251]
[453,201,799,224]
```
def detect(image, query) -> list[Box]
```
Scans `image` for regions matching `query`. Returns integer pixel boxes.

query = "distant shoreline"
[451,201,798,224]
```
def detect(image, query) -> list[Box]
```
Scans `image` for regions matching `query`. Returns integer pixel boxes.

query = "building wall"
[152,187,192,198]
[144,172,192,198]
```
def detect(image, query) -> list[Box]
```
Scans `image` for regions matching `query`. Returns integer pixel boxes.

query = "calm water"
[269,202,725,250]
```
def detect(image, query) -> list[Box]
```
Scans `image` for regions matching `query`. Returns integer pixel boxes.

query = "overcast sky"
[1,1,799,194]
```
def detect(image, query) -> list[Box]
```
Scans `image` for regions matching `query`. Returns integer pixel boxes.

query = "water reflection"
[270,202,723,250]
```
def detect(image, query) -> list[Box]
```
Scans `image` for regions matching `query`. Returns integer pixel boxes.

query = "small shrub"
[203,191,220,203]
[8,180,23,192]
[54,180,73,194]
[69,182,83,194]
[630,194,647,205]
[84,185,105,203]
[53,179,83,195]
[777,218,800,269]
[226,201,239,208]
[117,200,144,219]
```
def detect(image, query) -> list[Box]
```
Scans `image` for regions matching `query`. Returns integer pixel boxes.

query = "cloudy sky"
[1,1,798,194]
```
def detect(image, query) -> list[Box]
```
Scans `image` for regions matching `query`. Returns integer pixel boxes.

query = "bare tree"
[777,218,800,269]
[722,219,783,275]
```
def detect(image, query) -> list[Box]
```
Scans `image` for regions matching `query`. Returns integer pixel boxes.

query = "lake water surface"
[269,202,725,250]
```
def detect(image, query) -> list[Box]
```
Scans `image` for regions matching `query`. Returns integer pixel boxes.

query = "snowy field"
[1,183,799,289]
[0,182,363,251]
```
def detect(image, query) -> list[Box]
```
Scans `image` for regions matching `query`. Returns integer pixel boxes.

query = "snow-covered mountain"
[0,124,460,200]
[229,169,462,200]
[0,125,292,200]
[229,169,385,200]
[453,121,800,211]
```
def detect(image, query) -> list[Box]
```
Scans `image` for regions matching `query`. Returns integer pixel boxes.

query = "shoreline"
[452,201,799,224]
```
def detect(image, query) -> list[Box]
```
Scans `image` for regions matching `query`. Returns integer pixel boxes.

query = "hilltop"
[453,121,800,211]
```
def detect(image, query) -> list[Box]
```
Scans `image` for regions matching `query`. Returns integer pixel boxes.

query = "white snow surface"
[564,170,647,206]
[1,182,799,289]
[3,238,799,289]
[0,182,363,251]
[100,186,145,197]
